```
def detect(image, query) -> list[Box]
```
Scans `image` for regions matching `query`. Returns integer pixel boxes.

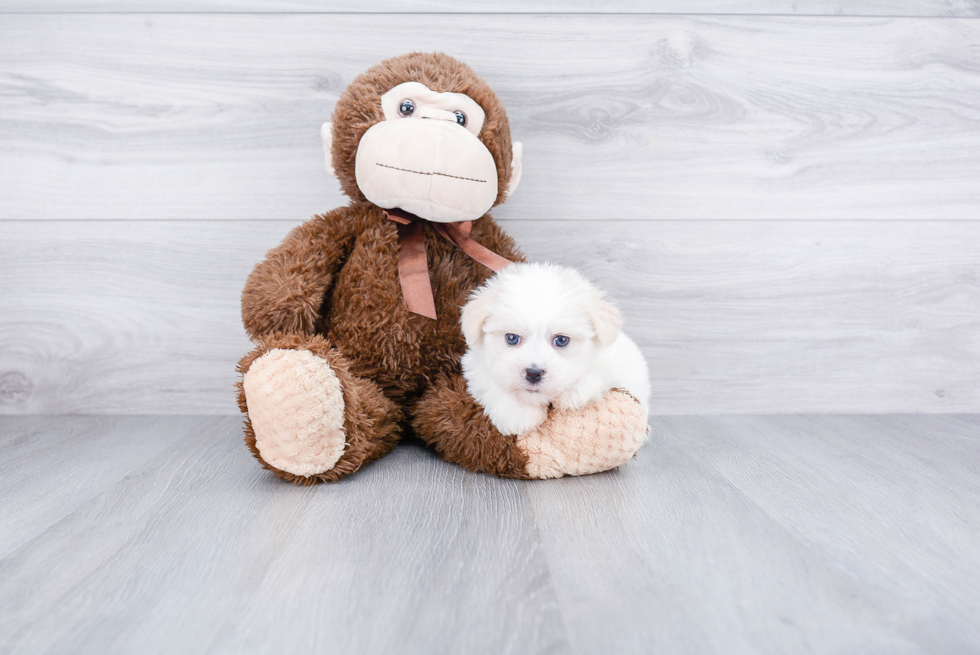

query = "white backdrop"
[1,3,978,414]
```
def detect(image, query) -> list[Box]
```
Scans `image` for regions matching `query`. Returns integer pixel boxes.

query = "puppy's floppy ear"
[589,294,623,346]
[460,288,491,347]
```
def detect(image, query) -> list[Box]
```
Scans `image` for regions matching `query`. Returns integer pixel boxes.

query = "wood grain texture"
[528,413,980,654]
[0,415,567,655]
[2,15,979,220]
[2,1,978,16]
[0,415,204,558]
[0,414,978,653]
[1,219,977,415]
[661,414,980,652]
[0,221,260,415]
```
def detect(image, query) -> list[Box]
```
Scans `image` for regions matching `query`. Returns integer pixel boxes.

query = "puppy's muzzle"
[524,367,544,385]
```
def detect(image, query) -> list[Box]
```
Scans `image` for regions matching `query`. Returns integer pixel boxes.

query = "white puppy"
[460,262,650,436]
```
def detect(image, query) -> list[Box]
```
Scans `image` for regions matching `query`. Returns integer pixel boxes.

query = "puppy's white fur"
[460,262,650,436]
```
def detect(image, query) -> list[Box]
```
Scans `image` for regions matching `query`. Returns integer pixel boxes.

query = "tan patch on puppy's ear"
[589,294,623,346]
[460,288,491,347]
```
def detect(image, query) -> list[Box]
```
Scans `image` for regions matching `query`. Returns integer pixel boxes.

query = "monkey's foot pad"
[517,390,648,479]
[242,348,347,477]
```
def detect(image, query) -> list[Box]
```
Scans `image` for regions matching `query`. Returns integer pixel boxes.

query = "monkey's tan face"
[353,82,501,223]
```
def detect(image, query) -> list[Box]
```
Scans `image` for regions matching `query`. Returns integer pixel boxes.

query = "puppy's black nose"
[525,367,544,385]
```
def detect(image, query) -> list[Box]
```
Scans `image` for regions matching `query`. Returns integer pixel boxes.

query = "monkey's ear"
[460,288,491,347]
[504,141,523,199]
[321,122,334,176]
[589,295,623,346]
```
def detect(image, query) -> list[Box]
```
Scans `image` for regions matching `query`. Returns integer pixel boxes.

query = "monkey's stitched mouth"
[375,163,486,184]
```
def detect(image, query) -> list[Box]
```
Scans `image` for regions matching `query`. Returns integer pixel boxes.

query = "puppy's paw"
[553,389,593,412]
[516,390,648,479]
[487,403,549,436]
[474,389,549,436]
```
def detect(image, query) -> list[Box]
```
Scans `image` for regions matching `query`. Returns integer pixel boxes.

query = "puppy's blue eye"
[505,333,521,346]
[553,335,570,348]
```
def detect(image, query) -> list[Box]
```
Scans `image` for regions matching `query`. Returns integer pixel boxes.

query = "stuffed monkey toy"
[237,52,648,484]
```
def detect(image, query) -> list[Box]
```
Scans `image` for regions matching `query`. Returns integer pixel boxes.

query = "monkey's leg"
[237,334,402,484]
[412,374,647,479]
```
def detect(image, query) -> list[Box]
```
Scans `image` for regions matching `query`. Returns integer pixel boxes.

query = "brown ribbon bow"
[385,207,514,320]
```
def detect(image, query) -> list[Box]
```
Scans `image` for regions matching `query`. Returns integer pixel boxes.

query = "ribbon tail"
[437,222,514,272]
[394,220,437,320]
[386,208,513,320]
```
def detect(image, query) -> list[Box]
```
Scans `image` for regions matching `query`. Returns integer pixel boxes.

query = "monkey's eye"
[553,335,570,348]
[453,110,467,126]
[505,333,521,346]
[398,99,415,117]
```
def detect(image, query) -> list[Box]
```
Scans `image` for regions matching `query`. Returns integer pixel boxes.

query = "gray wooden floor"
[1,415,978,654]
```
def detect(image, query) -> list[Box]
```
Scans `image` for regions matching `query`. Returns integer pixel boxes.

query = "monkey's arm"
[414,378,647,479]
[242,207,358,339]
[412,375,532,478]
[513,390,648,478]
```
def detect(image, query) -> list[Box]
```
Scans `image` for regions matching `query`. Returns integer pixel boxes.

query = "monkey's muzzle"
[354,118,499,223]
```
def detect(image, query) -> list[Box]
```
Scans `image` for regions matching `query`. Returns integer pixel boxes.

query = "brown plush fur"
[242,203,524,404]
[412,375,530,478]
[238,53,531,483]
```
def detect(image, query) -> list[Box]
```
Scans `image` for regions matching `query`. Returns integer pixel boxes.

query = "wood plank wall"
[1,3,978,415]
